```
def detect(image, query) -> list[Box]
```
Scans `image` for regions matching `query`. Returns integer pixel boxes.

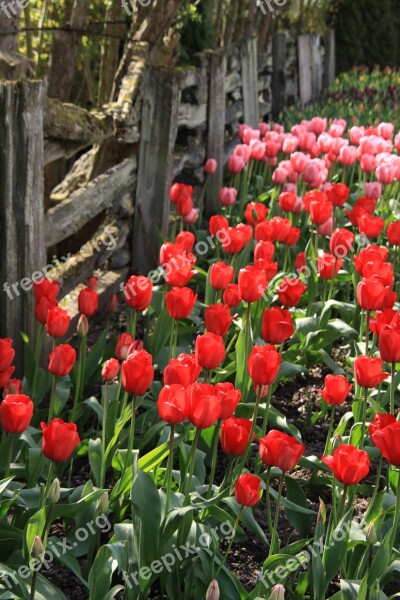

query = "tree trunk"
[47,0,91,101]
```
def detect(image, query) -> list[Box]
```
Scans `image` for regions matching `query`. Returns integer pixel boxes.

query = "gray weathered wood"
[298,34,312,106]
[45,158,136,247]
[205,49,226,216]
[240,37,259,127]
[0,81,46,370]
[132,66,182,273]
[272,32,287,120]
[323,28,335,89]
[0,0,23,53]
[0,50,34,79]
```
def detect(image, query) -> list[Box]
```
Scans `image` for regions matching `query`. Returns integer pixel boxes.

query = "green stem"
[360,387,368,449]
[48,375,57,422]
[323,405,335,455]
[327,258,338,301]
[119,391,129,420]
[100,383,109,488]
[238,386,262,477]
[389,470,400,555]
[129,310,137,339]
[338,485,348,522]
[390,362,396,415]
[242,303,252,395]
[164,424,175,515]
[4,433,15,478]
[41,462,55,508]
[268,474,284,557]
[70,334,87,422]
[215,507,243,579]
[264,466,273,538]
[121,396,136,486]
[31,323,44,402]
[184,428,201,504]
[363,455,383,524]
[365,311,370,355]
[207,420,221,499]
[260,386,273,439]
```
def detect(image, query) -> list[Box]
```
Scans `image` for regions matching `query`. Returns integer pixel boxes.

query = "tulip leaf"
[88,438,102,487]
[284,476,312,537]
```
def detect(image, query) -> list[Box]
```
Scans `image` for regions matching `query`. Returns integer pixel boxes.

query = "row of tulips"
[1,113,400,600]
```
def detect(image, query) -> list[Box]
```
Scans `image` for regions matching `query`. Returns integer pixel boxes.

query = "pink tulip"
[365,182,382,200]
[339,145,358,166]
[290,152,309,173]
[272,167,289,184]
[376,163,396,185]
[309,116,327,135]
[349,126,365,145]
[378,122,394,140]
[219,187,237,207]
[360,154,377,173]
[228,155,246,174]
[204,159,217,174]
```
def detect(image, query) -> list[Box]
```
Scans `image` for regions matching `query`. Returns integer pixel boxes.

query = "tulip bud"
[107,294,118,315]
[98,491,110,514]
[332,432,342,452]
[77,314,89,337]
[31,536,44,560]
[269,584,285,600]
[206,579,220,600]
[317,498,326,525]
[48,478,61,504]
[366,523,377,545]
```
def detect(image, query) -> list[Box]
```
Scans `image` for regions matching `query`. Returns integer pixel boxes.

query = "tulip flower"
[387,222,400,246]
[234,473,262,507]
[101,358,120,382]
[215,383,241,420]
[170,183,194,216]
[238,266,267,304]
[317,374,352,406]
[0,394,33,433]
[195,333,225,371]
[354,356,389,388]
[124,275,153,336]
[41,419,80,462]
[223,284,241,307]
[107,293,118,315]
[248,345,282,386]
[48,344,76,378]
[259,430,304,472]
[0,339,15,393]
[175,231,195,252]
[205,304,232,337]
[166,287,197,320]
[186,383,221,429]
[219,187,237,207]
[163,353,201,388]
[277,277,306,308]
[78,286,99,317]
[46,306,70,339]
[221,417,253,456]
[209,262,234,291]
[3,378,22,398]
[378,327,400,414]
[244,202,268,226]
[322,444,370,486]
[261,307,294,345]
[122,350,154,396]
[116,333,135,361]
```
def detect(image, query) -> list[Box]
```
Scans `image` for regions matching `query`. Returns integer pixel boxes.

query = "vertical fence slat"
[206,49,226,216]
[323,28,335,89]
[272,32,287,121]
[298,34,313,106]
[240,37,259,127]
[132,66,182,274]
[0,81,45,371]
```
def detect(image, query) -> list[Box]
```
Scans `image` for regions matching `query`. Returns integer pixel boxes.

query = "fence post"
[205,49,226,216]
[240,37,259,127]
[323,28,335,89]
[132,66,182,274]
[271,32,287,121]
[0,81,46,371]
[298,34,313,106]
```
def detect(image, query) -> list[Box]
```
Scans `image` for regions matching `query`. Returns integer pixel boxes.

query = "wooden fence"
[0,30,335,364]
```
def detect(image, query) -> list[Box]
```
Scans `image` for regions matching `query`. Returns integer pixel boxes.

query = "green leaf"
[284,476,312,537]
[88,438,102,487]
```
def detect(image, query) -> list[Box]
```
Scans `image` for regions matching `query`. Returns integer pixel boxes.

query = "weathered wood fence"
[0,30,335,363]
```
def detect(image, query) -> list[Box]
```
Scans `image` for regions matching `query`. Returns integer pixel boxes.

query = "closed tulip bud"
[366,523,377,545]
[269,585,285,600]
[102,358,120,381]
[78,286,99,317]
[32,536,44,560]
[48,344,76,377]
[206,580,220,600]
[332,432,342,452]
[48,478,61,504]
[98,491,110,514]
[77,314,89,338]
[46,306,70,339]
[317,498,326,525]
[204,158,218,175]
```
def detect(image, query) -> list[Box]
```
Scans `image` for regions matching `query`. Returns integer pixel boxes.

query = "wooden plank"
[298,34,313,106]
[0,80,46,370]
[272,32,287,121]
[44,98,114,143]
[132,66,182,273]
[323,29,335,89]
[240,37,259,126]
[45,158,136,247]
[205,49,226,216]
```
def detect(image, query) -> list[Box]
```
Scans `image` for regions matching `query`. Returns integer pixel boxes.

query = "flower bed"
[1,114,400,600]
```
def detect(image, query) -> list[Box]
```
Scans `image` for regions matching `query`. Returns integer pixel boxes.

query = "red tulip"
[354,245,388,276]
[283,226,300,247]
[48,344,76,377]
[157,384,188,425]
[166,287,197,319]
[295,252,306,271]
[317,374,352,406]
[277,277,306,307]
[164,255,196,287]
[322,444,370,486]
[279,192,298,212]
[0,339,15,371]
[270,217,291,242]
[255,220,274,242]
[358,214,385,239]
[33,278,59,303]
[309,198,332,225]
[209,262,234,291]
[259,430,304,471]
[368,413,396,438]
[116,333,134,361]
[354,356,390,388]
[102,358,120,381]
[234,473,261,506]
[175,231,195,252]
[325,183,350,207]
[223,225,253,254]
[170,183,194,216]
[238,266,267,303]
[244,202,268,226]
[195,333,225,370]
[107,294,119,315]
[186,383,221,429]
[163,353,201,388]
[35,297,58,325]
[0,368,15,389]
[223,284,241,308]
[254,240,275,261]
[215,382,241,420]
[122,350,154,396]
[378,328,400,363]
[78,287,99,317]
[0,394,33,433]
[329,228,355,258]
[318,253,343,280]
[370,422,400,467]
[125,276,153,312]
[41,419,80,462]
[209,215,229,238]
[248,344,281,385]
[387,222,400,246]
[46,306,70,338]
[205,304,232,337]
[221,417,253,456]
[261,307,294,345]
[357,277,389,311]
[370,309,400,337]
